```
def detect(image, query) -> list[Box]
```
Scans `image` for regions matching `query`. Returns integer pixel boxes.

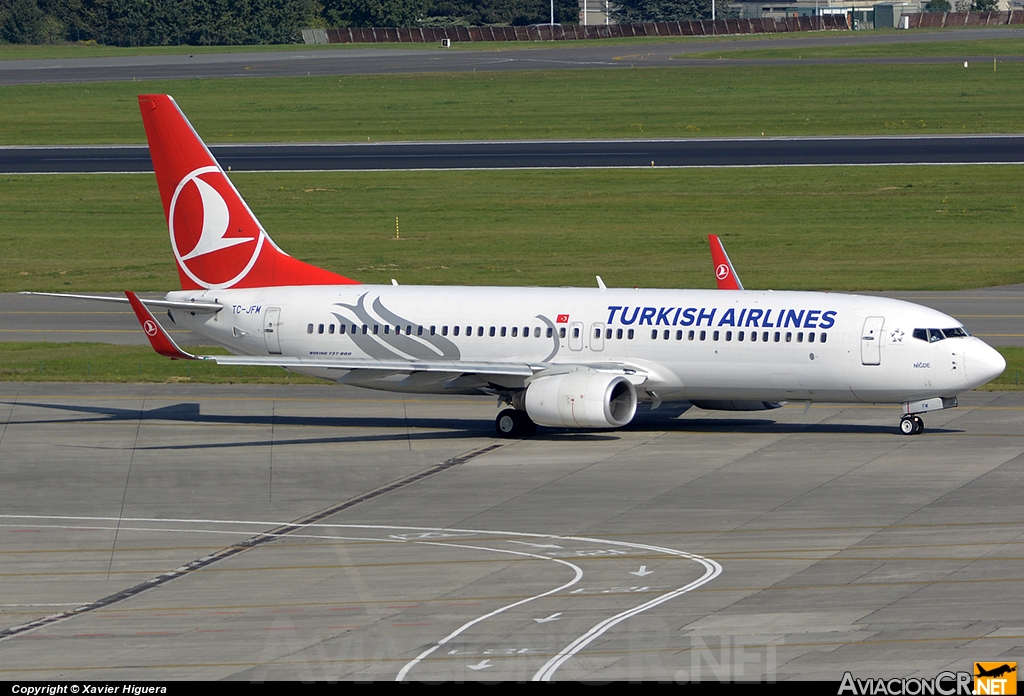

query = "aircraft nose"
[964,339,1005,387]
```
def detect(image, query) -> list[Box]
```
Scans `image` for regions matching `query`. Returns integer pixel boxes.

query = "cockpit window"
[913,327,970,342]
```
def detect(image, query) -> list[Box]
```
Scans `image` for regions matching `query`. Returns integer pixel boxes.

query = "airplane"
[29,94,1007,438]
[976,664,1017,679]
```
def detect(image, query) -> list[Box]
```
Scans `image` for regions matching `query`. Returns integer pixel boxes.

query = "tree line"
[1,0,732,45]
[0,0,597,45]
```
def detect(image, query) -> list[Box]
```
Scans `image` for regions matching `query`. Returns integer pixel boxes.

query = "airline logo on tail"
[169,165,263,288]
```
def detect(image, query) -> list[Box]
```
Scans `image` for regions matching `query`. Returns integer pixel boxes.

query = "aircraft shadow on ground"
[6,400,960,448]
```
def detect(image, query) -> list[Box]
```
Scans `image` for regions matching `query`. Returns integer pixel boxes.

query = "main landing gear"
[899,414,924,436]
[495,409,537,438]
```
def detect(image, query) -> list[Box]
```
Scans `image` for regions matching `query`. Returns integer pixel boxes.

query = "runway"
[2,28,1024,85]
[0,382,1021,680]
[6,135,1024,174]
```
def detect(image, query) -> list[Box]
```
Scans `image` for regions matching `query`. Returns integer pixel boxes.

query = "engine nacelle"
[517,370,638,428]
[690,400,784,411]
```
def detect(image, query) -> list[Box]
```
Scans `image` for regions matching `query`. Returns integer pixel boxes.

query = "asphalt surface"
[2,28,1024,85]
[5,136,1024,174]
[0,382,1021,680]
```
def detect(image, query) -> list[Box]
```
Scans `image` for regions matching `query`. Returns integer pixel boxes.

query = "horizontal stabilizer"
[22,291,222,314]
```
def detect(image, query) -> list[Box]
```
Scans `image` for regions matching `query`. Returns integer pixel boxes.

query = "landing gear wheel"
[495,409,537,438]
[900,415,925,435]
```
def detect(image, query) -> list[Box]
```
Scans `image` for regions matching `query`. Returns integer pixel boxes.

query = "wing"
[124,291,649,384]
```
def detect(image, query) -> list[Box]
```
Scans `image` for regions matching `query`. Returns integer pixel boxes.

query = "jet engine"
[515,369,638,428]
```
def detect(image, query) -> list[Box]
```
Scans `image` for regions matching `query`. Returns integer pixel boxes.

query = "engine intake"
[516,370,638,428]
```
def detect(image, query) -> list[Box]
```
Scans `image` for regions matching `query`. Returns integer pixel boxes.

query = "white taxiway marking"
[0,515,722,680]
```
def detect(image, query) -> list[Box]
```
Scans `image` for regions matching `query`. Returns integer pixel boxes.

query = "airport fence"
[301,16,852,45]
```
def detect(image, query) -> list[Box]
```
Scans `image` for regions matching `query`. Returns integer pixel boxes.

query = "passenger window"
[616,328,623,340]
[606,328,612,339]
[501,327,507,337]
[700,330,706,341]
[821,333,828,343]
[676,330,683,340]
[738,331,744,341]
[328,324,335,334]
[548,327,554,338]
[627,329,634,339]
[407,325,412,335]
[763,331,769,342]
[318,324,324,334]
[362,325,368,335]
[595,328,601,339]
[307,324,313,334]
[651,329,658,340]
[418,326,424,336]
[512,327,518,337]
[383,325,390,335]
[430,325,435,336]
[797,332,803,343]
[489,326,496,337]
[453,326,460,336]
[688,330,695,341]
[785,332,792,343]
[808,332,814,343]
[394,325,399,335]
[663,330,670,340]
[558,327,565,339]
[725,331,732,341]
[534,327,541,338]
[373,325,380,335]
[339,324,346,335]
[713,331,720,341]
[750,331,756,342]
[442,325,448,336]
[774,332,780,342]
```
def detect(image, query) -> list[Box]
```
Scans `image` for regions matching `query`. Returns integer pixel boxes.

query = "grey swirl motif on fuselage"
[332,293,461,362]
[536,314,560,363]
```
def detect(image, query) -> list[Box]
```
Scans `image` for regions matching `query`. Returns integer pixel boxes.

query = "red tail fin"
[138,94,357,290]
[708,234,743,291]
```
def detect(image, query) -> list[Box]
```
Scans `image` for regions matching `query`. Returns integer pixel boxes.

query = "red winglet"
[125,291,197,360]
[708,235,744,291]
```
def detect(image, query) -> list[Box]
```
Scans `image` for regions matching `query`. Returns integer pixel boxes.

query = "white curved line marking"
[395,542,583,682]
[532,538,722,681]
[3,515,722,682]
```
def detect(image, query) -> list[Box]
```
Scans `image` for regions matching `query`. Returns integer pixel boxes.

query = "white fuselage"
[165,285,1005,404]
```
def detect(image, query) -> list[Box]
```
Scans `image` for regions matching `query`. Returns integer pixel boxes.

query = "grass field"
[683,37,1024,59]
[3,62,1024,144]
[3,166,1024,293]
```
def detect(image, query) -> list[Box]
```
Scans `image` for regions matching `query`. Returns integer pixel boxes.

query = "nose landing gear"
[899,414,924,435]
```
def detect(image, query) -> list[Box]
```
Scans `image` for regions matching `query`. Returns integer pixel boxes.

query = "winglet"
[125,291,198,360]
[708,235,743,290]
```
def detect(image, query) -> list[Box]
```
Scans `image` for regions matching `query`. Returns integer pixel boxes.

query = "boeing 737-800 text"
[29,95,1007,437]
